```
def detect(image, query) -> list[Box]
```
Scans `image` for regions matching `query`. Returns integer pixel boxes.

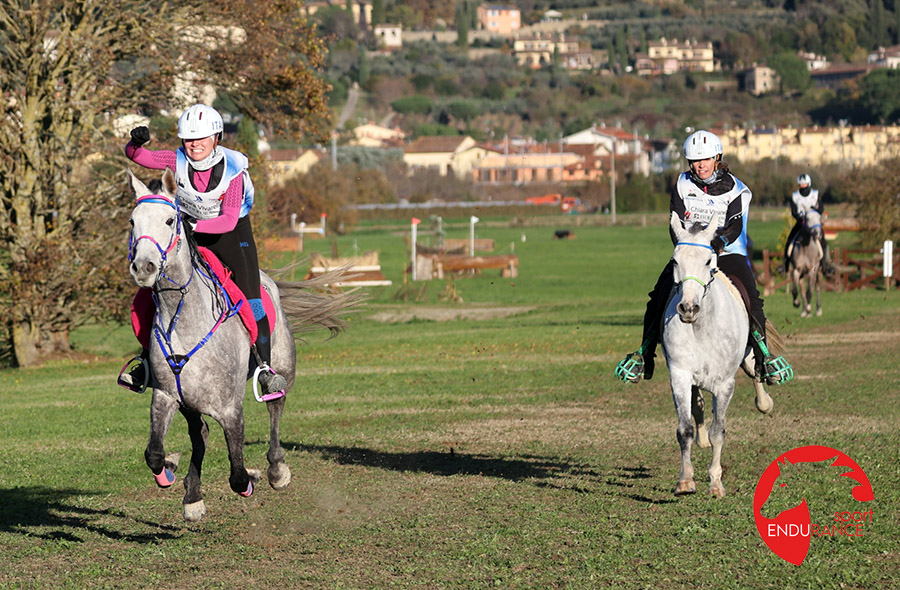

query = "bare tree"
[0,0,331,367]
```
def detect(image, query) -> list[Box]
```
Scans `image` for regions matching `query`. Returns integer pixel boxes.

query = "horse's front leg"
[791,270,801,308]
[814,268,823,316]
[145,390,180,488]
[219,407,258,497]
[180,407,209,522]
[266,396,291,490]
[670,372,696,496]
[707,380,735,498]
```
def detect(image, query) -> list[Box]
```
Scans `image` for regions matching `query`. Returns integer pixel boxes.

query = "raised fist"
[130,126,150,147]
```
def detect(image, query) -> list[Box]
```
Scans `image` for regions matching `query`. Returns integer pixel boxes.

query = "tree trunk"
[12,321,41,368]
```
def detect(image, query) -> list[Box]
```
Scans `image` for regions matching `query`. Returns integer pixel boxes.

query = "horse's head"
[127,168,184,288]
[669,211,719,324]
[803,209,823,241]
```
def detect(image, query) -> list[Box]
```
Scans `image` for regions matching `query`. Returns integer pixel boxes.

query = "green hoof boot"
[764,355,794,385]
[615,352,644,384]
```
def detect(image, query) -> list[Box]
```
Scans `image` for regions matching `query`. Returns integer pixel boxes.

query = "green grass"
[1,214,898,589]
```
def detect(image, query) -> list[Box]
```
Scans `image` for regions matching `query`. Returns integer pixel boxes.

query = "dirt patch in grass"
[367,305,536,323]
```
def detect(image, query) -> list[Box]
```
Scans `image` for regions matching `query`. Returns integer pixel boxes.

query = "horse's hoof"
[801,311,810,318]
[268,463,292,490]
[696,427,711,449]
[816,309,822,317]
[154,467,175,488]
[183,500,206,522]
[674,480,696,496]
[710,484,726,498]
[793,299,800,308]
[165,452,181,472]
[755,393,774,414]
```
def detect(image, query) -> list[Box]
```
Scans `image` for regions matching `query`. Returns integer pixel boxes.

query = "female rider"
[614,129,793,386]
[118,104,287,398]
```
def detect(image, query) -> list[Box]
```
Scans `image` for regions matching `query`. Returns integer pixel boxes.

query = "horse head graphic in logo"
[754,446,874,565]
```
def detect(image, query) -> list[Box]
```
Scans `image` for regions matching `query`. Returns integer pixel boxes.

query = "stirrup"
[615,352,644,384]
[117,356,149,393]
[252,365,286,402]
[764,355,794,385]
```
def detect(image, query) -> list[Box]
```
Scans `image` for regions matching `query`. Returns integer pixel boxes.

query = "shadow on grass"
[0,487,182,543]
[285,443,676,504]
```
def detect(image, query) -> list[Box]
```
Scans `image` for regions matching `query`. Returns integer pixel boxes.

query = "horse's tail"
[270,266,366,339]
[765,318,787,355]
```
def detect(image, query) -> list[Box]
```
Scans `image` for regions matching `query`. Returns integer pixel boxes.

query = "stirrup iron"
[117,355,149,393]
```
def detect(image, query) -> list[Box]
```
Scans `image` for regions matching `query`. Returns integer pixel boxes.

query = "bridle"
[675,241,717,297]
[129,194,187,290]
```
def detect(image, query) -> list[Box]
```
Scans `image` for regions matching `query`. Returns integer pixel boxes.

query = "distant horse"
[127,168,358,521]
[662,212,773,498]
[787,209,824,317]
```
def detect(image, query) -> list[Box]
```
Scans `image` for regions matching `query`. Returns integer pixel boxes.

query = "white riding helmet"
[683,130,723,161]
[797,174,811,186]
[177,104,224,140]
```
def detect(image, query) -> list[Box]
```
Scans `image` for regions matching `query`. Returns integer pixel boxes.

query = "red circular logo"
[754,445,874,565]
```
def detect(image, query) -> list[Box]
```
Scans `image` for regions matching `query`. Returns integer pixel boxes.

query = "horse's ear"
[670,211,686,240]
[161,168,177,197]
[126,169,149,199]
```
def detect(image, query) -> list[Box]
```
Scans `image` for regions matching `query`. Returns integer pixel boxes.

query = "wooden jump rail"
[414,253,519,279]
[759,247,898,295]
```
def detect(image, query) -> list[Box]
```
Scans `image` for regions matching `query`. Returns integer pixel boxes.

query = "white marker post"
[884,240,894,291]
[469,215,480,256]
[411,217,421,281]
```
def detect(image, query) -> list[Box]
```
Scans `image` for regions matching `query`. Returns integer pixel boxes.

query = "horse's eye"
[166,217,175,227]
[129,219,135,227]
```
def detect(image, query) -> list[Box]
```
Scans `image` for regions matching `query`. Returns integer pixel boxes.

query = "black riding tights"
[192,216,272,366]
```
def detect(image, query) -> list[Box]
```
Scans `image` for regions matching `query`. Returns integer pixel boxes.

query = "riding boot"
[253,320,287,396]
[615,261,673,383]
[749,320,793,386]
[118,348,150,393]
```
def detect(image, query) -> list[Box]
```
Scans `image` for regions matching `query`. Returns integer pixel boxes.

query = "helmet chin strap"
[187,145,224,171]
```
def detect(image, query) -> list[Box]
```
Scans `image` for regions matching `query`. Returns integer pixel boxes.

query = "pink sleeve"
[125,142,177,170]
[193,175,243,234]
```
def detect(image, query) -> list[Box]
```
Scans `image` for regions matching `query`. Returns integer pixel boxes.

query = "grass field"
[1,213,898,589]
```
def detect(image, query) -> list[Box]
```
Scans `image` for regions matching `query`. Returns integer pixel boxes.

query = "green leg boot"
[751,328,794,385]
[615,340,655,384]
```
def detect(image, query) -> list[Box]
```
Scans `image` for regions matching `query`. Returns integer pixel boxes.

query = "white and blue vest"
[676,172,752,257]
[790,188,820,216]
[174,147,255,220]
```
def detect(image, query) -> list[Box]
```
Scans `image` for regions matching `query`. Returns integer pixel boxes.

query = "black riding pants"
[193,215,272,365]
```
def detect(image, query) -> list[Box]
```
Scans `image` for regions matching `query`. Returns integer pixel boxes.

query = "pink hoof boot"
[155,467,175,488]
[240,480,254,497]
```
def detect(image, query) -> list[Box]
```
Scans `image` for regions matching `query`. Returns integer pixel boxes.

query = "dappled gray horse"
[788,209,824,317]
[127,168,357,521]
[662,212,773,498]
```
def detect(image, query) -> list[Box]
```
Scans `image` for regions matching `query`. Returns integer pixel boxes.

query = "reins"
[132,194,243,403]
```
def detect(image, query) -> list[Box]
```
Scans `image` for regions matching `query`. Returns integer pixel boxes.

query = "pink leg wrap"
[240,480,254,497]
[154,468,175,488]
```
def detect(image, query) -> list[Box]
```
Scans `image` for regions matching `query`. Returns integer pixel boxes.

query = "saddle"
[131,247,276,350]
[720,271,752,318]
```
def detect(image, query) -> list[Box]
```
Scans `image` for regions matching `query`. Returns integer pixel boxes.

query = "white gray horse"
[127,168,358,521]
[787,209,824,317]
[662,212,773,498]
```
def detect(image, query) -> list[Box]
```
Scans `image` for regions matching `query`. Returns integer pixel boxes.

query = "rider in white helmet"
[778,173,834,275]
[119,104,287,399]
[615,129,793,387]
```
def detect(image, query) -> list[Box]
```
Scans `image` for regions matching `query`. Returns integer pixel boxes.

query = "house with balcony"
[513,33,593,70]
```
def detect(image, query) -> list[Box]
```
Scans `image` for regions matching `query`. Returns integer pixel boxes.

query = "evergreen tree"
[372,0,384,26]
[358,46,370,88]
[456,1,469,49]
